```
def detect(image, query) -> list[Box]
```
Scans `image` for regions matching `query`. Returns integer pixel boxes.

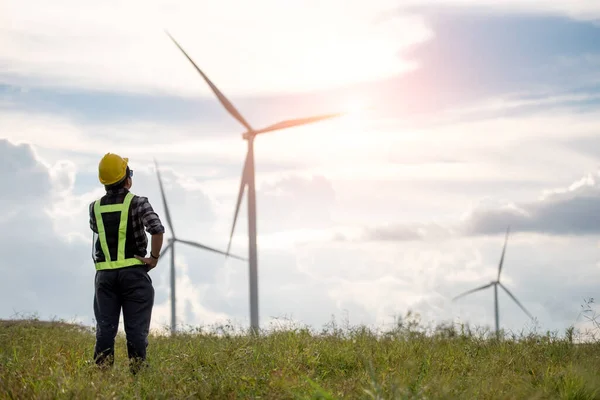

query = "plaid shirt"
[89,188,165,260]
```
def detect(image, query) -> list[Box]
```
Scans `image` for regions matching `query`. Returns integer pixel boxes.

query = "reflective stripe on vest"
[93,192,144,270]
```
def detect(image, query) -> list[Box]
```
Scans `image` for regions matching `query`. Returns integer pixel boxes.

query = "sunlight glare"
[341,96,371,119]
[338,95,372,130]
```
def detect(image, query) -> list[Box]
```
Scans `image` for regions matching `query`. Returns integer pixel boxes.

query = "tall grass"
[1,311,600,399]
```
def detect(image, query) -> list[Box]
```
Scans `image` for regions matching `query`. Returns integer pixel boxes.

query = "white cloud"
[2,0,431,96]
[0,138,240,333]
[0,139,94,324]
[150,254,232,334]
[0,137,351,333]
[399,0,600,20]
[2,128,600,338]
[352,165,600,244]
[461,169,600,236]
[3,0,599,100]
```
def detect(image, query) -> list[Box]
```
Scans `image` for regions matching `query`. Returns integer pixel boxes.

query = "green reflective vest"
[93,192,145,270]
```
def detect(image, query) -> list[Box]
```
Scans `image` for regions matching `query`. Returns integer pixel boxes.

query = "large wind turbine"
[453,227,534,338]
[166,32,343,334]
[154,159,247,335]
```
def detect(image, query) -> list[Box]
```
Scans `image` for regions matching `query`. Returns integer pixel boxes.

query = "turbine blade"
[499,283,533,320]
[165,31,253,132]
[253,113,344,135]
[452,282,494,301]
[177,239,247,261]
[497,226,510,281]
[154,159,175,237]
[226,152,249,258]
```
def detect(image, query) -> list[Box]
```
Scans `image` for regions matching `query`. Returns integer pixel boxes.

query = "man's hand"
[135,255,158,271]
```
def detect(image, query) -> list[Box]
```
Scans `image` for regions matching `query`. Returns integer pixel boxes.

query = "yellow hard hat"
[98,153,129,185]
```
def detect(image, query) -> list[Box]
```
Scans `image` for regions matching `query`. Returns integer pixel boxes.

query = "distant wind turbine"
[166,31,344,334]
[154,159,247,335]
[452,227,534,338]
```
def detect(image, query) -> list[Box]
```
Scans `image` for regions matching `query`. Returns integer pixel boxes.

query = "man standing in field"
[89,153,165,374]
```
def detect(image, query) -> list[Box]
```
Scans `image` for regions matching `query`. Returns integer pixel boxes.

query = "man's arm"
[150,232,164,260]
[139,198,165,238]
[89,202,98,233]
[134,196,165,269]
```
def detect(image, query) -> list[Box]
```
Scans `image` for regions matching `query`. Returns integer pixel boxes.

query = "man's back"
[89,187,164,262]
[90,153,165,374]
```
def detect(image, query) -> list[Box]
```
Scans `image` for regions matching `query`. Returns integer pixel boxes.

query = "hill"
[1,316,600,399]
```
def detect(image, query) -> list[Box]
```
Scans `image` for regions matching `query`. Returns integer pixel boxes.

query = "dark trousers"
[93,265,154,371]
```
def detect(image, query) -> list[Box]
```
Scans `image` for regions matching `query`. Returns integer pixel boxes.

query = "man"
[89,152,165,374]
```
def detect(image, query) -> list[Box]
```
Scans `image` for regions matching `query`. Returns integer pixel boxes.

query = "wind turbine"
[452,227,534,338]
[166,32,344,334]
[154,159,247,335]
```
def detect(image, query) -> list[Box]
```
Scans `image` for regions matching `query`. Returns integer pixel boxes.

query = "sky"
[2,0,600,339]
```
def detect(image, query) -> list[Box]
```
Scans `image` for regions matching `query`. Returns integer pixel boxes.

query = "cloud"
[1,0,430,96]
[3,3,600,143]
[0,139,243,332]
[3,0,599,102]
[257,175,337,233]
[0,139,93,323]
[0,139,51,205]
[338,11,600,122]
[399,0,600,21]
[462,171,600,236]
[353,165,600,242]
[358,224,443,242]
[312,223,599,336]
[195,247,351,328]
[4,0,600,99]
[2,135,599,338]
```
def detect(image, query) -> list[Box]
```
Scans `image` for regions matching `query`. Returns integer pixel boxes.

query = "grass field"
[1,313,600,399]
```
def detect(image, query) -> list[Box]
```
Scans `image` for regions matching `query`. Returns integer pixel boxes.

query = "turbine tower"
[154,159,247,335]
[452,227,534,338]
[166,32,343,334]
